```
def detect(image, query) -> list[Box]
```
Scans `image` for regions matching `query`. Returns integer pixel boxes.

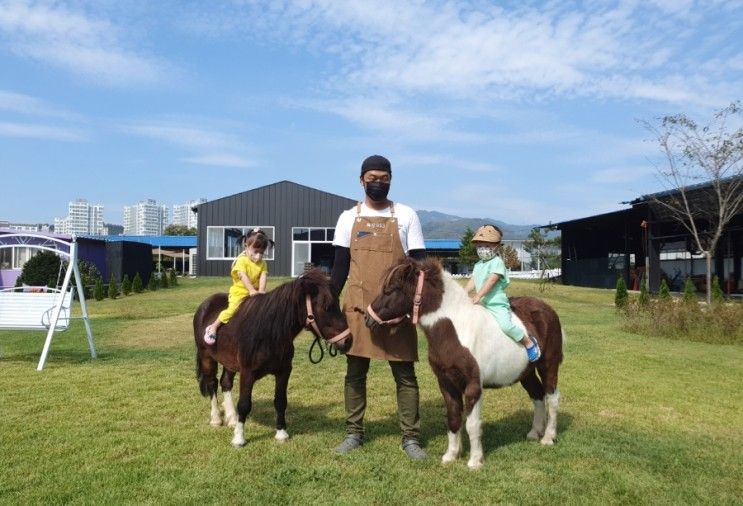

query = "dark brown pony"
[367,258,563,469]
[193,268,352,447]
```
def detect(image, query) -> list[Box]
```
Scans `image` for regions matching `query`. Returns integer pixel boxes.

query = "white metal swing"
[0,233,96,370]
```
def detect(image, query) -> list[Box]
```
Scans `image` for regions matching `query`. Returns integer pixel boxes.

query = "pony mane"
[232,268,334,358]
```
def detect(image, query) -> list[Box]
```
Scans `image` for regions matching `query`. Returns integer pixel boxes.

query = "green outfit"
[472,255,523,342]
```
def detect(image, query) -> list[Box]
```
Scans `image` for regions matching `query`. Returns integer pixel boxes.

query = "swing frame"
[0,233,96,370]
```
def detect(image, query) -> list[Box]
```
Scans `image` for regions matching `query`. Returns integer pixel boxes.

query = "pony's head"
[366,257,443,331]
[299,268,352,353]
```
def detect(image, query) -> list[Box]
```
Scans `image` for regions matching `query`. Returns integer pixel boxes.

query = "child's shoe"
[526,337,541,362]
[204,328,217,345]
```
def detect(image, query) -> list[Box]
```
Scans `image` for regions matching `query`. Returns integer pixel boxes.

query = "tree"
[148,274,158,291]
[638,280,650,308]
[501,244,520,270]
[169,269,177,287]
[108,274,119,299]
[711,275,725,303]
[458,227,478,268]
[683,277,697,303]
[642,102,743,304]
[94,277,104,301]
[658,279,671,301]
[121,274,132,296]
[132,272,143,293]
[15,250,61,287]
[522,227,560,272]
[164,224,197,236]
[615,276,629,310]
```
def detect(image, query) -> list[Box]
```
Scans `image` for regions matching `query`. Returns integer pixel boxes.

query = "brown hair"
[244,228,274,251]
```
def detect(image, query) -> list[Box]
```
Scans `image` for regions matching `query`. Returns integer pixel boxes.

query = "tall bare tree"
[642,102,743,303]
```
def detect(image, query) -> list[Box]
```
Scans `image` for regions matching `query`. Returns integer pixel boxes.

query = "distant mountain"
[417,210,541,240]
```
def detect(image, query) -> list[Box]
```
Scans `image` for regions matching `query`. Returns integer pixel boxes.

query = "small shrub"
[77,260,102,299]
[15,250,61,287]
[108,274,119,299]
[132,273,143,293]
[658,279,671,301]
[683,277,697,303]
[169,269,177,287]
[148,274,158,291]
[121,274,131,296]
[94,277,104,301]
[160,271,169,289]
[615,276,629,310]
[638,280,650,308]
[711,275,725,303]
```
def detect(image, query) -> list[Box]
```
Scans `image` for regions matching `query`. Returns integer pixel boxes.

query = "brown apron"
[343,202,418,361]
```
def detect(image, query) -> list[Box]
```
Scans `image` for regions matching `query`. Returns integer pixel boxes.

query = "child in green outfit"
[464,224,541,362]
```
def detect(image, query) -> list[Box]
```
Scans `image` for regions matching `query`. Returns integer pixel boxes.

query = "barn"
[553,178,743,294]
[195,181,356,277]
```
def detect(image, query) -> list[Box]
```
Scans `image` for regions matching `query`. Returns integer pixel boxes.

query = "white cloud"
[194,0,741,107]
[0,0,169,86]
[0,121,85,141]
[123,119,257,168]
[0,89,79,119]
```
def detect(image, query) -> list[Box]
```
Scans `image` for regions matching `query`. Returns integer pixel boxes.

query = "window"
[13,247,38,269]
[0,248,11,270]
[291,226,336,276]
[206,226,275,260]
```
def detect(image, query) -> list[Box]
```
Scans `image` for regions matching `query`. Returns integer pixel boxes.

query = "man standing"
[331,154,427,459]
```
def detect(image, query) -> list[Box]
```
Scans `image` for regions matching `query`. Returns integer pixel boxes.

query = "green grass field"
[1,277,741,505]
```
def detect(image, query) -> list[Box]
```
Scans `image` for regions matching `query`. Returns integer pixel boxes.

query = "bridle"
[366,269,425,326]
[305,294,351,345]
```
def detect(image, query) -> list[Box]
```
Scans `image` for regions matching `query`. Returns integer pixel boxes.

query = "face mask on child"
[476,246,497,261]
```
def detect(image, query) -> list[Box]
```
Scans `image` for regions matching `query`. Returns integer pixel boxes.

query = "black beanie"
[360,155,392,176]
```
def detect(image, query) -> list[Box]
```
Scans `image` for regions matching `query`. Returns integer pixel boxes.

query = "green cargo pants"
[344,355,421,440]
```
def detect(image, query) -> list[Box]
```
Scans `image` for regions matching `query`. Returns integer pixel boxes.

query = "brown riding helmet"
[471,225,503,244]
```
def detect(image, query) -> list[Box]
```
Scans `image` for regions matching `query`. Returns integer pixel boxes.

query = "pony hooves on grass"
[526,429,542,441]
[275,429,289,442]
[441,454,458,465]
[467,459,483,471]
[209,419,222,427]
[231,438,246,448]
[540,436,555,446]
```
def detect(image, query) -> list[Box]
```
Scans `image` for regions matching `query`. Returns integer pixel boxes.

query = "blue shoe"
[526,337,541,362]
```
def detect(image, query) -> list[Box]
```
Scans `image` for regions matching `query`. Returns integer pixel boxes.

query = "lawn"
[0,277,741,505]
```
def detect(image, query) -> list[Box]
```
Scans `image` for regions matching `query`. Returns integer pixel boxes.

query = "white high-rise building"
[172,198,206,229]
[123,199,169,235]
[54,199,106,235]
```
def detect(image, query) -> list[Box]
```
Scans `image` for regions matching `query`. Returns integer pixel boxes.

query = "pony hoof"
[209,419,222,427]
[231,438,246,448]
[526,429,542,441]
[540,436,555,446]
[227,419,237,429]
[274,430,290,442]
[467,459,483,471]
[441,454,458,465]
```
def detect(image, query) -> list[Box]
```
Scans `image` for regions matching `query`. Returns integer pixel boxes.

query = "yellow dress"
[217,253,268,323]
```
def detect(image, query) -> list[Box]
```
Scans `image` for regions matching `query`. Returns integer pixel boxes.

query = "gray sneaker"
[335,434,363,454]
[401,438,427,460]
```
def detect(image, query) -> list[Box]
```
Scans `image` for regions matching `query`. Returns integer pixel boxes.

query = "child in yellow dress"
[204,228,273,345]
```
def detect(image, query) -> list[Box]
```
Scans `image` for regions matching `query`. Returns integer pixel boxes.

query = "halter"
[305,295,351,344]
[366,269,425,326]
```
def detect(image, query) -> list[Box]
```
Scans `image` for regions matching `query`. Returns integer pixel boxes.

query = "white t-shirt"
[332,202,426,255]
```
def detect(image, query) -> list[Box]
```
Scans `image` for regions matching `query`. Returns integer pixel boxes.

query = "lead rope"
[308,335,338,364]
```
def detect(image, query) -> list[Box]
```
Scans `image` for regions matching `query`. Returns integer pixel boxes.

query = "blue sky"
[1,0,741,226]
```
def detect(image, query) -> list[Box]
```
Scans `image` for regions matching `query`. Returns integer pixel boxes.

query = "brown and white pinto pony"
[193,268,352,448]
[367,258,563,469]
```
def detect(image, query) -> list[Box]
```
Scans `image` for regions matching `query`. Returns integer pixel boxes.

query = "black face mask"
[364,181,390,201]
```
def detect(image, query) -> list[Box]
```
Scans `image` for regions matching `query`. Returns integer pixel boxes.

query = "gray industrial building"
[195,181,356,277]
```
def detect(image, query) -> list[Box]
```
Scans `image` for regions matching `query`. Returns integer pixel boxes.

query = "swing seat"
[0,288,72,331]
